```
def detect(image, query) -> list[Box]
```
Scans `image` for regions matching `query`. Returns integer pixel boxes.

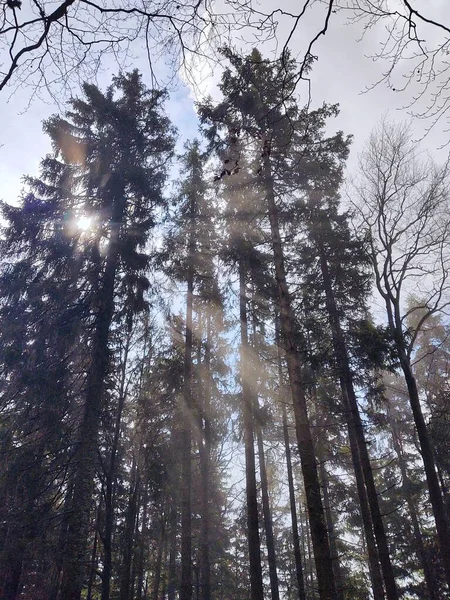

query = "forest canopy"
[1,47,450,600]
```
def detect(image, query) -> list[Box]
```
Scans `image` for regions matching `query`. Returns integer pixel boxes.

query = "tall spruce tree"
[0,71,175,600]
[199,48,350,600]
[218,148,268,600]
[160,140,228,600]
[293,192,398,599]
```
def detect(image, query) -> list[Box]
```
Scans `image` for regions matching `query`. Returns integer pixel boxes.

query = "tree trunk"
[437,466,450,516]
[119,466,140,600]
[48,480,74,600]
[102,332,131,600]
[316,442,344,600]
[135,487,148,600]
[397,348,450,588]
[1,552,23,600]
[199,312,212,600]
[0,482,28,600]
[389,409,439,600]
[346,420,384,600]
[316,240,398,600]
[180,198,195,600]
[129,500,142,600]
[276,319,307,600]
[303,502,315,598]
[167,498,178,600]
[1,444,48,600]
[263,154,337,600]
[239,261,264,600]
[86,498,101,600]
[59,183,126,600]
[256,418,280,600]
[152,512,167,600]
[281,401,307,600]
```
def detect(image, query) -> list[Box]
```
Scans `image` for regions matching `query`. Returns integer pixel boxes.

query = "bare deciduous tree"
[0,0,283,99]
[354,118,450,589]
[2,0,449,120]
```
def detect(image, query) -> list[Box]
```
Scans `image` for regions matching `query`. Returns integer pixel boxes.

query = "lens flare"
[77,215,93,231]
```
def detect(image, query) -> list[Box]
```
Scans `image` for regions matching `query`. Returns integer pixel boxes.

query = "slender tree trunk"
[136,487,148,600]
[86,498,102,600]
[276,320,307,600]
[102,446,114,599]
[397,349,450,588]
[316,241,398,600]
[152,512,167,600]
[389,411,439,600]
[199,312,212,600]
[346,421,384,600]
[60,184,126,600]
[239,261,264,600]
[49,480,74,600]
[180,196,195,600]
[1,551,23,600]
[1,446,48,600]
[303,503,315,599]
[167,497,178,600]
[437,466,450,514]
[281,401,307,600]
[119,467,140,600]
[316,445,344,600]
[256,418,280,600]
[130,502,142,600]
[102,332,131,600]
[160,539,168,600]
[0,484,28,600]
[263,153,336,600]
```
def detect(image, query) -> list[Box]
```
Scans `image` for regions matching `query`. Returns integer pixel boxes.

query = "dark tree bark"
[152,511,167,600]
[1,550,23,600]
[86,498,101,600]
[180,181,196,600]
[276,319,307,600]
[256,418,280,600]
[263,153,337,600]
[303,502,315,597]
[397,348,450,587]
[389,409,440,600]
[167,498,178,600]
[198,312,212,600]
[281,400,307,600]
[239,261,264,600]
[102,331,131,600]
[119,465,140,600]
[345,417,385,599]
[49,480,74,600]
[135,487,148,600]
[316,440,345,600]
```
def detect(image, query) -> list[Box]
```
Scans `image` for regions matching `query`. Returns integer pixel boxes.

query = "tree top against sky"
[1,0,450,206]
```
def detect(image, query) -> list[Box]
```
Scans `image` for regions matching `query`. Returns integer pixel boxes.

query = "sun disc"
[78,215,93,231]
